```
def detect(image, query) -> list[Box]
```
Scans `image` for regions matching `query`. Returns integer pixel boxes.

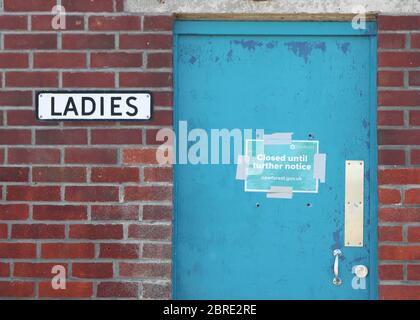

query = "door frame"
[172,18,378,300]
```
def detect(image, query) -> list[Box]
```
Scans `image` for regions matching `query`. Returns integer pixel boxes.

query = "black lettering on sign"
[63,97,78,116]
[51,97,61,116]
[111,97,122,116]
[82,97,96,116]
[126,97,138,116]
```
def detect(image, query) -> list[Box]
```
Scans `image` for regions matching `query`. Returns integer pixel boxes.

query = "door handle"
[333,249,342,286]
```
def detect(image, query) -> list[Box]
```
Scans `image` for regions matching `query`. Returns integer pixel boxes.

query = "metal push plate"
[344,160,364,247]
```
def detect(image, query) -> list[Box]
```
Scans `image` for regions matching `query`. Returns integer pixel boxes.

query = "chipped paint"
[232,39,263,51]
[189,56,198,64]
[284,41,326,63]
[337,42,351,54]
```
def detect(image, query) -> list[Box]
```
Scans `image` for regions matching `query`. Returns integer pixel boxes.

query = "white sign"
[36,91,152,121]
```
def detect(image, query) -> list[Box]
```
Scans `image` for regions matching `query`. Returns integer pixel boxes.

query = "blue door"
[173,21,378,299]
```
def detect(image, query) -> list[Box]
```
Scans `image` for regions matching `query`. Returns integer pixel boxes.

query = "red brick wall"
[378,15,420,300]
[0,1,419,300]
[0,0,173,299]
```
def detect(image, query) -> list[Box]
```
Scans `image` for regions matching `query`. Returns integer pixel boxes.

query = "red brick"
[91,129,142,145]
[409,71,420,86]
[33,167,86,183]
[65,186,119,202]
[379,265,404,281]
[72,263,113,279]
[12,224,65,239]
[62,0,113,12]
[120,72,172,88]
[408,265,420,280]
[144,167,173,182]
[144,15,173,31]
[379,90,420,106]
[91,52,143,68]
[143,282,171,299]
[63,72,115,88]
[7,110,58,126]
[379,169,420,184]
[69,224,123,239]
[6,72,58,88]
[410,110,420,126]
[377,71,404,87]
[123,148,159,164]
[378,188,401,204]
[408,227,420,242]
[380,285,420,300]
[378,149,405,165]
[378,33,406,49]
[0,282,34,298]
[65,148,118,164]
[379,226,403,242]
[4,0,55,11]
[379,208,420,223]
[0,167,28,182]
[91,167,140,183]
[378,129,420,145]
[0,204,29,220]
[0,53,28,68]
[32,15,84,31]
[143,205,172,221]
[0,16,27,30]
[36,129,87,145]
[405,189,420,204]
[143,243,171,260]
[0,224,7,239]
[8,148,61,164]
[154,91,173,107]
[4,34,57,49]
[97,282,138,298]
[411,149,420,164]
[33,205,87,221]
[0,263,10,277]
[412,34,420,49]
[0,91,32,106]
[119,262,171,279]
[42,243,95,259]
[379,52,420,68]
[99,243,140,259]
[0,243,36,258]
[146,128,161,145]
[121,110,173,127]
[0,149,3,164]
[115,0,125,12]
[7,186,61,202]
[14,263,68,278]
[128,224,171,240]
[379,245,420,260]
[125,186,172,201]
[378,16,420,30]
[39,282,93,298]
[89,16,141,31]
[62,34,115,50]
[0,129,31,145]
[120,34,172,50]
[147,52,173,68]
[34,53,86,68]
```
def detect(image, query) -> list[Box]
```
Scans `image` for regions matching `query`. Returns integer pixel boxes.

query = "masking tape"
[266,186,293,199]
[263,132,293,145]
[313,153,327,183]
[236,155,249,180]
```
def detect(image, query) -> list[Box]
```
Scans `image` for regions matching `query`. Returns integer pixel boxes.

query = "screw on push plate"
[255,203,260,208]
